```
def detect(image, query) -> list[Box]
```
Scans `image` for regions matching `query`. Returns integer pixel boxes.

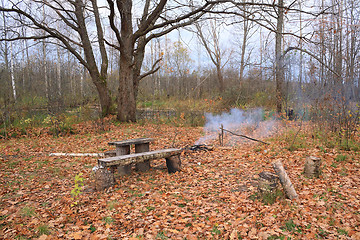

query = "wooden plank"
[108,138,154,147]
[98,148,182,167]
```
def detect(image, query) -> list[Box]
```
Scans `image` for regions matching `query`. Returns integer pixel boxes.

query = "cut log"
[104,150,116,157]
[304,156,321,178]
[258,171,280,193]
[165,155,181,173]
[94,168,115,191]
[135,143,150,172]
[115,145,131,176]
[272,160,298,200]
[115,145,130,156]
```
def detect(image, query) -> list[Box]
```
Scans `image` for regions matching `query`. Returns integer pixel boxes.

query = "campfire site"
[0,117,359,240]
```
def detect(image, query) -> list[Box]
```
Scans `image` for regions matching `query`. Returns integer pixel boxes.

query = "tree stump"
[304,156,321,178]
[135,143,150,172]
[165,155,181,173]
[272,160,298,200]
[95,168,114,191]
[257,171,280,193]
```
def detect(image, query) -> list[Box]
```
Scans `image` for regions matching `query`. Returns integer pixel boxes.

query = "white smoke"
[196,108,279,145]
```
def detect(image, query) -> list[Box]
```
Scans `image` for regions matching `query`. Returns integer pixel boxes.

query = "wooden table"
[108,138,154,173]
[96,148,182,191]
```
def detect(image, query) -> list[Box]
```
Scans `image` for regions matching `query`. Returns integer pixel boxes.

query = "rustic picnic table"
[108,138,155,173]
[95,138,182,191]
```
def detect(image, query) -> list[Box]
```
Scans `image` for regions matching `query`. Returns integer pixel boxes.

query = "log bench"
[95,148,182,190]
[99,148,182,173]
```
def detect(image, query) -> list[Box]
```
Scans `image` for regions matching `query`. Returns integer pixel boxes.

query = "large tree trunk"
[115,0,137,122]
[118,56,137,122]
[75,0,111,117]
[93,76,112,117]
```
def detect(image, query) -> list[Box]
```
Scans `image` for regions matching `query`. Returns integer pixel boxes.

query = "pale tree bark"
[42,5,48,100]
[10,42,16,102]
[298,0,303,86]
[275,0,285,114]
[2,9,16,102]
[334,0,343,86]
[57,40,61,98]
[42,37,48,100]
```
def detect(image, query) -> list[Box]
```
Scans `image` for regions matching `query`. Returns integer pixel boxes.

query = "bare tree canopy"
[1,0,113,116]
[0,0,214,121]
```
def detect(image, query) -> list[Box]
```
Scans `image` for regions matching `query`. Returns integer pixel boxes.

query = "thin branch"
[282,46,340,77]
[222,128,270,145]
[139,58,162,80]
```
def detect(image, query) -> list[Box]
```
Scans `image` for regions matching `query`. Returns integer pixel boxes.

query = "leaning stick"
[222,129,270,145]
[272,160,298,200]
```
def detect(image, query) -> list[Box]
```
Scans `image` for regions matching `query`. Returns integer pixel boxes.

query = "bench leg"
[165,155,181,173]
[95,168,115,191]
[135,143,150,172]
[117,164,132,176]
[135,160,150,172]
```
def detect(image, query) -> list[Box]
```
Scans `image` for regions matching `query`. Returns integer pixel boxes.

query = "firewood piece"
[258,171,280,193]
[115,145,132,176]
[94,168,115,191]
[304,156,321,178]
[272,160,298,200]
[135,143,150,172]
[165,155,181,173]
[115,145,130,156]
[104,150,116,157]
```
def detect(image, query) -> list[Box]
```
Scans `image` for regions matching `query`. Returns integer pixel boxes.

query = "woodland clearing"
[0,118,359,239]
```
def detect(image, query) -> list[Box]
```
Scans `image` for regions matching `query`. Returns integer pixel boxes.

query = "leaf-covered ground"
[0,119,359,239]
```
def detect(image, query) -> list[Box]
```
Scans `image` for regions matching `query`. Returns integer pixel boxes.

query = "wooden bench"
[95,148,182,190]
[108,138,154,172]
[99,148,182,173]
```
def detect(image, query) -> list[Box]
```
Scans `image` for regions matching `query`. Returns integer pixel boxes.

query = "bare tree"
[105,0,214,121]
[0,0,112,116]
[193,18,232,93]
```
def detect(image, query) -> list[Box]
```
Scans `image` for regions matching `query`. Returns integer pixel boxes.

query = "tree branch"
[139,57,162,80]
[282,46,340,77]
